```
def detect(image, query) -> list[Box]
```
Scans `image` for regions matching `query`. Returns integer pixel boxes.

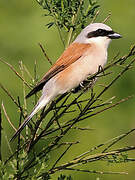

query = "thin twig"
[23,64,34,82]
[49,146,135,174]
[91,9,100,23]
[1,102,24,140]
[55,141,80,149]
[74,128,135,160]
[51,144,73,170]
[19,61,27,111]
[42,95,133,137]
[4,141,28,165]
[0,83,19,107]
[27,93,70,151]
[38,43,53,65]
[0,83,26,121]
[72,127,93,131]
[19,61,28,139]
[78,95,134,122]
[0,58,31,89]
[63,167,128,175]
[2,102,17,132]
[102,128,135,153]
[16,101,23,180]
[102,12,111,23]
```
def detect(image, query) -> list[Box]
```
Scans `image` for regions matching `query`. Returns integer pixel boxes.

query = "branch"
[0,58,31,89]
[50,146,135,174]
[38,43,53,65]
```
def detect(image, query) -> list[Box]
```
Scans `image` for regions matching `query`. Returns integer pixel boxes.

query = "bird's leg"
[72,74,97,94]
[98,65,105,76]
[71,80,86,93]
[71,85,82,93]
[80,81,85,88]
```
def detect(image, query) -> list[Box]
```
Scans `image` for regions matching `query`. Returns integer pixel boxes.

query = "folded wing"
[26,43,91,98]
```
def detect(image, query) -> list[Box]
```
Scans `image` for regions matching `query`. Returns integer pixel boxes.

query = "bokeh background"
[0,0,135,179]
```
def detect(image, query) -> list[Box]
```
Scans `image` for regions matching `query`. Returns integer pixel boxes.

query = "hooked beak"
[108,32,122,39]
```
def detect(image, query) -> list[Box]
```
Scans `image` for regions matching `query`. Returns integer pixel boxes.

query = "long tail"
[10,97,49,142]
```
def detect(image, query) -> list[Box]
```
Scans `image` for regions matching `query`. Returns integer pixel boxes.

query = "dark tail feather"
[10,114,33,142]
[26,82,45,99]
[10,96,48,142]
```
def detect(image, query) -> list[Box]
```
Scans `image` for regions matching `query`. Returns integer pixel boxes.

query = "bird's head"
[74,23,122,48]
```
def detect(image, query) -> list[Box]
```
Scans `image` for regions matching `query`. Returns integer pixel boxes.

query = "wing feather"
[26,42,91,98]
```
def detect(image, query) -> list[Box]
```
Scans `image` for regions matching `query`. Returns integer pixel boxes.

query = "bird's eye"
[97,29,103,33]
[87,29,109,38]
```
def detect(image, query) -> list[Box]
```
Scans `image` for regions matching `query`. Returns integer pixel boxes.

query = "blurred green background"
[0,0,135,179]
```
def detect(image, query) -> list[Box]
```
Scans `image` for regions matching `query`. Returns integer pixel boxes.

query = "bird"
[10,23,121,141]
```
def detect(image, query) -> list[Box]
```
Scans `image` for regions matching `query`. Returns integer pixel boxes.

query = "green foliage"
[108,153,129,164]
[36,0,99,30]
[36,0,99,46]
[0,149,29,179]
[0,160,16,180]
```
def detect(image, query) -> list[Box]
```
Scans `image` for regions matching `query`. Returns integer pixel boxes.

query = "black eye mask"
[87,29,114,38]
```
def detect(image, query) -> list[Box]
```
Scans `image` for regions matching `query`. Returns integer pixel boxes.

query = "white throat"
[87,36,111,49]
[75,36,111,50]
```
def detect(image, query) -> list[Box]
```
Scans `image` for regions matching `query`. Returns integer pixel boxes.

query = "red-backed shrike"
[11,23,121,141]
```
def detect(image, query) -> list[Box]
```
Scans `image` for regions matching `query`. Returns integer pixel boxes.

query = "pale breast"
[53,44,107,94]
